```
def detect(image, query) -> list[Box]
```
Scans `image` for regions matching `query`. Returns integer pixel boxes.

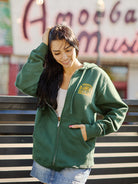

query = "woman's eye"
[54,53,60,55]
[66,49,72,52]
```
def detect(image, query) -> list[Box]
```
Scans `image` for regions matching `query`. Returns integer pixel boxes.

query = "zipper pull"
[57,117,61,127]
[57,121,60,127]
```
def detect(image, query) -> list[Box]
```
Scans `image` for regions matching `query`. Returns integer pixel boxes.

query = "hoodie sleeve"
[15,43,48,96]
[85,68,128,140]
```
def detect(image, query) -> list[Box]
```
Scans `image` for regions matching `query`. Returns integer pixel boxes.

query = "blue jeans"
[30,161,91,184]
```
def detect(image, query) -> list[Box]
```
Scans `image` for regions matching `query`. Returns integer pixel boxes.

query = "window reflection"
[102,65,128,98]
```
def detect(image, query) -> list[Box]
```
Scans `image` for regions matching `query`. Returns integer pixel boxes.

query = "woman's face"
[50,39,77,69]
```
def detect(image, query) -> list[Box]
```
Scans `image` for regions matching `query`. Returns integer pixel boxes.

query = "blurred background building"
[0,0,138,99]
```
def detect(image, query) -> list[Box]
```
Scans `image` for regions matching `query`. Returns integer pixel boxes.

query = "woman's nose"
[61,52,68,60]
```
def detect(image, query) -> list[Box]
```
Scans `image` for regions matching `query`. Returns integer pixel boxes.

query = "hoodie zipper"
[52,70,84,167]
[45,102,59,166]
[48,67,87,168]
[52,120,61,167]
[46,102,61,167]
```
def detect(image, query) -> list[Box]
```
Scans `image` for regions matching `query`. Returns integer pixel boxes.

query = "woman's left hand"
[69,124,87,141]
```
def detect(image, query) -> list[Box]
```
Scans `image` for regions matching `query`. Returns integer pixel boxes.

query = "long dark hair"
[36,24,79,110]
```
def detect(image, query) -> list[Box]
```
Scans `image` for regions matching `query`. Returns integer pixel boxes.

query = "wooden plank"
[0,182,40,184]
[0,136,33,143]
[0,96,37,104]
[92,167,138,175]
[0,143,33,148]
[117,125,138,132]
[95,147,138,153]
[0,121,35,124]
[95,142,138,146]
[97,136,138,142]
[0,148,32,155]
[0,166,32,172]
[0,177,40,184]
[0,96,37,111]
[94,152,138,157]
[86,175,138,184]
[0,104,37,110]
[0,125,34,135]
[123,99,138,106]
[127,106,138,112]
[0,160,33,167]
[124,116,138,122]
[95,156,138,164]
[93,163,138,168]
[0,114,35,121]
[0,171,31,178]
[0,154,32,160]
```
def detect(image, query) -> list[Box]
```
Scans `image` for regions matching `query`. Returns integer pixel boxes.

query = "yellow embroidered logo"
[78,83,93,96]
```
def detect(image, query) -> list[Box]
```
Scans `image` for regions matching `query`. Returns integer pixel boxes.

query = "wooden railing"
[0,96,138,184]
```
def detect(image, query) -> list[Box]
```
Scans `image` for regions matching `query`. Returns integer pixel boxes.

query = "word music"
[22,0,138,56]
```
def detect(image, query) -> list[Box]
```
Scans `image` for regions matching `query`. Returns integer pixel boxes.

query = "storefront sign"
[10,0,138,58]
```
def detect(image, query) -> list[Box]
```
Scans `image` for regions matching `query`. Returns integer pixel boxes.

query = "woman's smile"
[51,39,77,69]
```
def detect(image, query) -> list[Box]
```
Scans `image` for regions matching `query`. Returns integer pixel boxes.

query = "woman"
[15,24,128,184]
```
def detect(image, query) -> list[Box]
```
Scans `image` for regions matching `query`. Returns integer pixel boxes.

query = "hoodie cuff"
[85,123,102,140]
[35,42,48,58]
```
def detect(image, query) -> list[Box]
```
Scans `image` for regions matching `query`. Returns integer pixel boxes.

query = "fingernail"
[69,125,73,128]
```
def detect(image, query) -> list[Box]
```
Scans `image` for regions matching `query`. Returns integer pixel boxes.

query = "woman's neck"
[63,59,82,76]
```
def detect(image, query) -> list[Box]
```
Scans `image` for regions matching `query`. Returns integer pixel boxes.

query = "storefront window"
[0,56,9,95]
[102,65,128,98]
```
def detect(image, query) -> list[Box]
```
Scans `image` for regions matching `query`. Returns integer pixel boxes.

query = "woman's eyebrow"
[52,49,60,52]
[64,45,71,49]
[52,45,71,52]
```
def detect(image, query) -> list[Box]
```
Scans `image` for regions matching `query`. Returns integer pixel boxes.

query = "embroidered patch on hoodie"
[78,83,93,96]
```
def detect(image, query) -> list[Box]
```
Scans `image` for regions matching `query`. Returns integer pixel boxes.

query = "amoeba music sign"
[10,0,138,62]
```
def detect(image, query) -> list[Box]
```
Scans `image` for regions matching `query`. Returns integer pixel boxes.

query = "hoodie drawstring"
[69,68,87,114]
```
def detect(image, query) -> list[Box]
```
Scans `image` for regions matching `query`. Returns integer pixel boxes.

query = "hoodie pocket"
[77,127,91,149]
[60,122,92,153]
[56,122,93,168]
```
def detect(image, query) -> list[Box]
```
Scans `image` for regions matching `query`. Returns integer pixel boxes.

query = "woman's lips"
[62,60,70,65]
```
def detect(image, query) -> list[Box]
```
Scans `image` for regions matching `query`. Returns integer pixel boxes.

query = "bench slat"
[95,156,138,164]
[0,171,31,179]
[0,96,37,104]
[0,136,32,143]
[97,136,138,142]
[0,104,37,110]
[0,160,33,167]
[0,114,35,121]
[95,147,138,153]
[0,148,32,155]
[0,125,34,135]
[86,176,138,184]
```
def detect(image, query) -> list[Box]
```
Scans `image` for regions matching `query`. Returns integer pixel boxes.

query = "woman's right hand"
[42,27,52,45]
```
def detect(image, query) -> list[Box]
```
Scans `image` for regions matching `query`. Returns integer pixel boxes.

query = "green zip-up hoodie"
[15,43,128,171]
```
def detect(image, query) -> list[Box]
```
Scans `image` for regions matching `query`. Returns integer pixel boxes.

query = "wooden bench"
[0,96,138,184]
